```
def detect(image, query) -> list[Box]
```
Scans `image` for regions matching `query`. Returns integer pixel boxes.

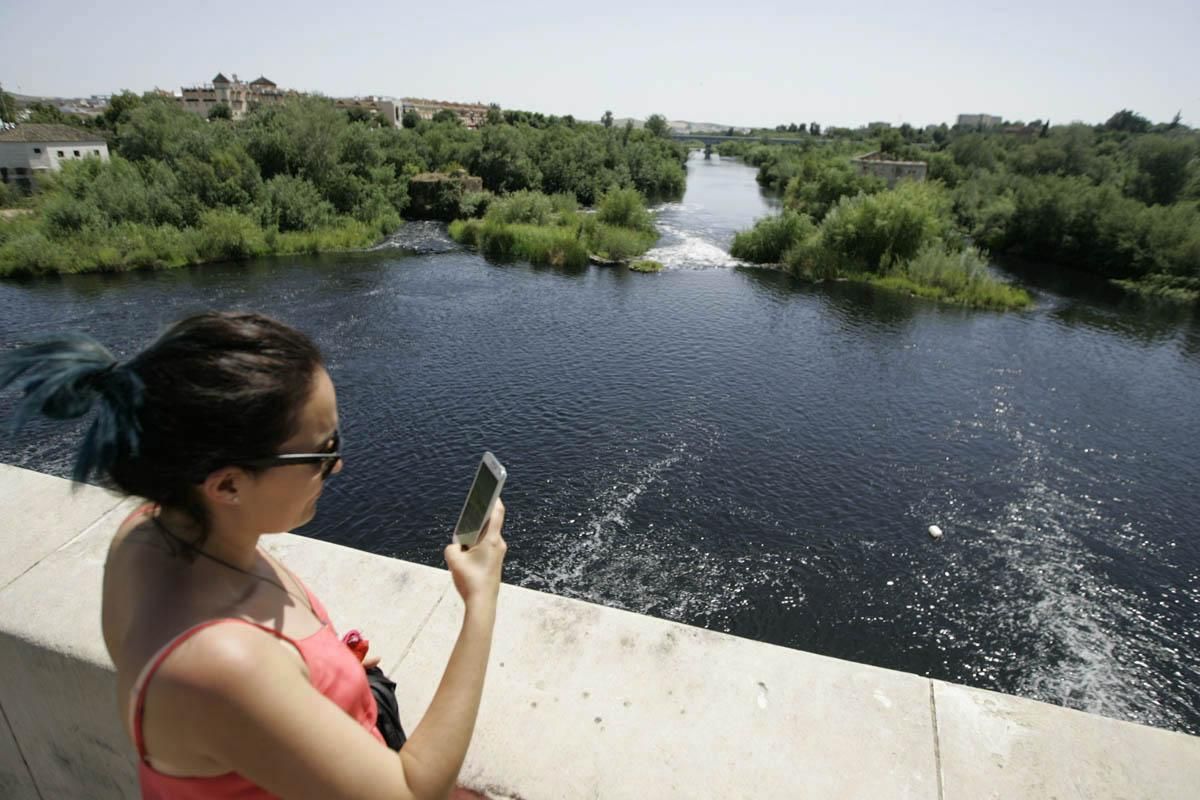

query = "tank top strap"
[131,618,303,762]
[120,501,158,530]
[267,556,333,630]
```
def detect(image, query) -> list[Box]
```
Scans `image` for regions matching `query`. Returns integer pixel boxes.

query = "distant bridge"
[668,132,814,146]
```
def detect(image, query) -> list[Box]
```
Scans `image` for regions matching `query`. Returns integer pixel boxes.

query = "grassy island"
[448,188,658,268]
[730,182,1032,310]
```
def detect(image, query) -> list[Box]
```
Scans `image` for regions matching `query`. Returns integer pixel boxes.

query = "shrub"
[1111,274,1200,303]
[448,218,482,246]
[596,188,653,232]
[450,217,589,267]
[270,218,378,255]
[0,231,73,276]
[485,190,557,225]
[261,175,334,232]
[41,194,103,239]
[817,180,954,270]
[582,218,657,260]
[479,219,516,260]
[781,156,884,220]
[507,224,588,267]
[875,243,1032,309]
[730,211,816,263]
[549,192,578,215]
[458,190,494,219]
[189,209,268,261]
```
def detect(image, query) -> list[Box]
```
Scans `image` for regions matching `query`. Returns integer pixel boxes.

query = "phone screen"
[455,460,501,546]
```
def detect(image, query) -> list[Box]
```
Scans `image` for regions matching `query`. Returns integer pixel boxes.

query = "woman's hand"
[444,499,507,607]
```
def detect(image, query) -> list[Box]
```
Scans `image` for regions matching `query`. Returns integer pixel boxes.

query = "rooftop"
[853,150,927,166]
[0,124,106,143]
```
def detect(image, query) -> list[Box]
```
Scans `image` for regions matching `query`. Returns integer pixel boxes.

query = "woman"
[0,311,506,799]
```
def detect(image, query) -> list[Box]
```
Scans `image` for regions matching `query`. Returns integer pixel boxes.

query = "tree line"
[0,91,687,276]
[720,109,1200,303]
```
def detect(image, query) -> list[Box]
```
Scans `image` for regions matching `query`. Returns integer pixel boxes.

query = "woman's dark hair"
[1,312,324,540]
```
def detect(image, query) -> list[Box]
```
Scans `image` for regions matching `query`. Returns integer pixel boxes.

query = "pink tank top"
[125,506,385,799]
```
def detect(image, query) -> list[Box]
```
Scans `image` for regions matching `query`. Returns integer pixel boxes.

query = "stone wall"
[406,171,485,221]
[852,152,928,188]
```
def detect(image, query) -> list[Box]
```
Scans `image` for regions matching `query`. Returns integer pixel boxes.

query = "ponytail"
[2,312,322,531]
[0,333,144,483]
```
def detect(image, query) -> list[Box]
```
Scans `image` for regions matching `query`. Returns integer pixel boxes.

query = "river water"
[2,153,1198,735]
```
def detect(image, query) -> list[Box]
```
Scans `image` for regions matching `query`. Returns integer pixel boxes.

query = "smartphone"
[452,452,507,547]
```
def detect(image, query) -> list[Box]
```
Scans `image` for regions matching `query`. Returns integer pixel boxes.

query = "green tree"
[97,90,143,130]
[208,103,232,121]
[782,153,885,220]
[261,175,334,231]
[26,102,76,125]
[602,110,614,129]
[596,187,653,231]
[950,134,998,170]
[645,114,669,138]
[401,109,420,129]
[485,104,503,126]
[432,109,460,125]
[472,124,541,193]
[879,129,906,157]
[809,122,820,136]
[116,99,204,161]
[344,106,384,126]
[1105,109,1151,134]
[0,88,17,123]
[1129,135,1197,205]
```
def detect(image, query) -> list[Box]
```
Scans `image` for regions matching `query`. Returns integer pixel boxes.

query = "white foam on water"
[513,425,805,630]
[369,221,460,254]
[919,382,1199,732]
[643,221,746,271]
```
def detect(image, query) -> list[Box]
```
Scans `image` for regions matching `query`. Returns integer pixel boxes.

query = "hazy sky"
[2,0,1197,128]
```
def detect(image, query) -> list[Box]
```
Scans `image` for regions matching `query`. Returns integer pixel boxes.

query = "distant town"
[1,70,1034,196]
[1,71,1019,135]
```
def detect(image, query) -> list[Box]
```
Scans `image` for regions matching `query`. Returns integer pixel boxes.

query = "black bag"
[365,666,407,750]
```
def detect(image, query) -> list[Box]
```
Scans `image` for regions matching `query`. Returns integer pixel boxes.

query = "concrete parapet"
[0,463,1197,798]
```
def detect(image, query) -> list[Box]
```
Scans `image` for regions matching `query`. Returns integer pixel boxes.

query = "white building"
[334,96,404,127]
[0,124,110,188]
[956,113,1002,129]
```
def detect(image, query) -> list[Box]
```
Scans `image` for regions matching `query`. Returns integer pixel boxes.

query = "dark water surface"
[3,154,1199,735]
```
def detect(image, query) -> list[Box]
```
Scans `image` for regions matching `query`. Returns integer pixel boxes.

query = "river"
[2,152,1198,735]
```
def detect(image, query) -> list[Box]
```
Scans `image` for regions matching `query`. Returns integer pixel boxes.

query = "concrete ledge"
[1,467,1198,798]
[0,464,126,591]
[935,680,1200,799]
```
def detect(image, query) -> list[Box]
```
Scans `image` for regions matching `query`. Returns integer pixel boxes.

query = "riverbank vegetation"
[722,110,1200,304]
[447,188,658,267]
[730,180,1032,309]
[0,91,686,277]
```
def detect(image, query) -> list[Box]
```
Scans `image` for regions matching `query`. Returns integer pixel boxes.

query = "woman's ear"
[200,467,244,509]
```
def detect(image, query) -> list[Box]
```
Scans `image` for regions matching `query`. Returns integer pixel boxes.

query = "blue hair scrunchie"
[0,333,144,483]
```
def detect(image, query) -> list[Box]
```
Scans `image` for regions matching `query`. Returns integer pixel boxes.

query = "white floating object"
[928,525,944,540]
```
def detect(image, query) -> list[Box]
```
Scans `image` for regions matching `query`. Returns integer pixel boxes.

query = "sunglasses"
[240,429,342,479]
